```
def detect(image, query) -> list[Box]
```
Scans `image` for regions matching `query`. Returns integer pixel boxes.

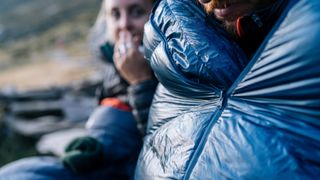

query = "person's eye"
[130,6,146,18]
[111,9,120,20]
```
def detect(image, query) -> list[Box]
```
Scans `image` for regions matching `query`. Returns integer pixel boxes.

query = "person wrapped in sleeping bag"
[135,0,320,179]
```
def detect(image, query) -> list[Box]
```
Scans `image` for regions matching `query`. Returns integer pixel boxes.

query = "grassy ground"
[0,104,37,167]
[0,125,38,167]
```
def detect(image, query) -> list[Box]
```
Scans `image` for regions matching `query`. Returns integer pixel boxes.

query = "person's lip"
[213,2,250,21]
[199,0,211,3]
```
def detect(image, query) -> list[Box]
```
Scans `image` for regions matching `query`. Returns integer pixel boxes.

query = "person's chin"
[222,20,238,38]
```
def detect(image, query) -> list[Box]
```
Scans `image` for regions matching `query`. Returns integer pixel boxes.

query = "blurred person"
[0,0,156,179]
[135,0,320,179]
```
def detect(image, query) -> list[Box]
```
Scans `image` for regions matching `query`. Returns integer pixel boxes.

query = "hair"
[88,0,108,56]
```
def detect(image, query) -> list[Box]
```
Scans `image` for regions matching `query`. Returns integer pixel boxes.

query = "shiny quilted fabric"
[135,0,320,179]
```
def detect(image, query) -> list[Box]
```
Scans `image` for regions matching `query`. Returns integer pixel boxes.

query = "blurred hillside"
[0,0,102,90]
[0,0,100,43]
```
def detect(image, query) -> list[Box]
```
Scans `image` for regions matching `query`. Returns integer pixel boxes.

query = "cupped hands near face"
[113,31,153,85]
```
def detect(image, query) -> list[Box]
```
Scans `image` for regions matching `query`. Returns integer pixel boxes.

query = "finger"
[118,30,130,45]
[114,52,124,69]
[113,50,121,63]
[121,30,131,40]
[113,42,125,63]
[123,32,137,50]
[132,36,141,48]
[118,31,126,45]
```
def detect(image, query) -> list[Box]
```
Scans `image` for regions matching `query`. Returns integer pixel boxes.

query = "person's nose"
[119,14,132,31]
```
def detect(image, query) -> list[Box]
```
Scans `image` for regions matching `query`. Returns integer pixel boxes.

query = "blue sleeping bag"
[0,106,141,180]
[135,0,320,179]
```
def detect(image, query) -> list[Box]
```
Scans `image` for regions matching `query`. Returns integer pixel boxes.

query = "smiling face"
[199,0,273,20]
[104,0,153,44]
[199,0,274,31]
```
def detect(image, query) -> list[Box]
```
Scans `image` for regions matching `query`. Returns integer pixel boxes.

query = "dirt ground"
[0,53,101,91]
[0,61,97,91]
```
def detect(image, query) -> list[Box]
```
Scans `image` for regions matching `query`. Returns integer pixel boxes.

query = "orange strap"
[100,98,132,112]
[236,17,244,38]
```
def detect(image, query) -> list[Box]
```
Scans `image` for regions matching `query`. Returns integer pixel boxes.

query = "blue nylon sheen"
[136,0,320,179]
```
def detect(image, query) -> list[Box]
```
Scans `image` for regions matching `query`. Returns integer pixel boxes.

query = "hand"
[114,31,153,85]
[61,136,103,174]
